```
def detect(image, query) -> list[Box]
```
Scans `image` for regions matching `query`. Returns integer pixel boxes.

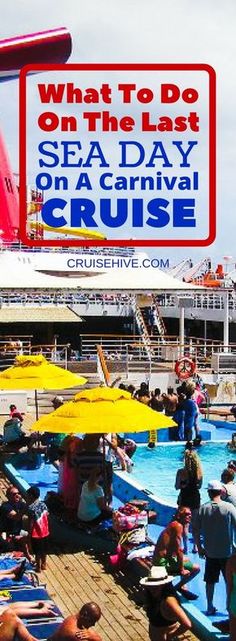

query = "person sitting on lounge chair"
[0,601,103,641]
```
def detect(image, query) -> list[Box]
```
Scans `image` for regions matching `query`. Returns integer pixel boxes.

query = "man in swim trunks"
[0,601,102,641]
[152,506,200,599]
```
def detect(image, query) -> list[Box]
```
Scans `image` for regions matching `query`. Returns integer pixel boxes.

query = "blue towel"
[16,621,61,640]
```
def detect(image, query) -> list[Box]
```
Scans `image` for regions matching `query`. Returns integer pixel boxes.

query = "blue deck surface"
[17,621,61,640]
[4,452,58,499]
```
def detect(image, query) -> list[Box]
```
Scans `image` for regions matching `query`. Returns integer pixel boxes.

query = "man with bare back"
[0,602,102,641]
[153,507,200,599]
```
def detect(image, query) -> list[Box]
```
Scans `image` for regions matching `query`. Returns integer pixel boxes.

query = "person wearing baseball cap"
[206,480,223,492]
[140,566,192,641]
[195,478,236,615]
[228,461,236,473]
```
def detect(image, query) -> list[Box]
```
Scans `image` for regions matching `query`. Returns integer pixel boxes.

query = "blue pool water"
[132,442,233,505]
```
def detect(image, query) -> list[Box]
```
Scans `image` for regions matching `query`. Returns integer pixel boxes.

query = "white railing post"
[179,305,185,357]
[126,344,129,379]
[223,290,230,353]
[64,346,68,370]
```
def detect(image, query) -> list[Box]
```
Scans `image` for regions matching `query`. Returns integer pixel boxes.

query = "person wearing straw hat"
[140,566,192,641]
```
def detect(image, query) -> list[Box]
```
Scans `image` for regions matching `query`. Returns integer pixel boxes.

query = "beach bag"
[119,526,146,545]
[112,503,148,532]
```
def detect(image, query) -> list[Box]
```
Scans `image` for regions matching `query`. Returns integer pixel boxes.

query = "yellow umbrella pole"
[34,390,39,421]
[34,390,41,448]
[102,435,109,503]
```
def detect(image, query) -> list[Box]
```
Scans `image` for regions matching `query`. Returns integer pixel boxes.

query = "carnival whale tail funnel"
[0,27,72,81]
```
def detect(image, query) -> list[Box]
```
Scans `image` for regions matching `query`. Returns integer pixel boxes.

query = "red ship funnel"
[0,129,19,241]
[0,27,72,240]
[0,27,72,81]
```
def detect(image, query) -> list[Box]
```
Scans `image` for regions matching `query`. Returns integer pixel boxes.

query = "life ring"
[175,357,196,380]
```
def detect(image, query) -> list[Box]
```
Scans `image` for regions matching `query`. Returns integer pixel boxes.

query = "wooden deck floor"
[43,542,199,641]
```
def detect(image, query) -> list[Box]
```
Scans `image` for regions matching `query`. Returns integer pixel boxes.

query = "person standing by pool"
[162,387,178,417]
[195,479,236,615]
[152,507,200,600]
[162,387,178,441]
[135,381,149,399]
[182,383,198,441]
[140,566,192,641]
[172,392,185,441]
[135,382,150,405]
[26,486,50,573]
[58,434,82,517]
[149,388,164,413]
[74,435,104,502]
[175,450,203,553]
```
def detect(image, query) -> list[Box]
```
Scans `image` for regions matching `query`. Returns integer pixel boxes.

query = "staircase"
[135,296,166,346]
[27,374,101,416]
[152,295,166,341]
[132,298,153,360]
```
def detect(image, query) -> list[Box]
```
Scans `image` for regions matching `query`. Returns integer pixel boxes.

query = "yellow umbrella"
[30,386,176,434]
[0,355,87,419]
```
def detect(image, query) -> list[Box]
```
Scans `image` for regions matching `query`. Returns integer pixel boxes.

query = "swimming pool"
[131,442,233,505]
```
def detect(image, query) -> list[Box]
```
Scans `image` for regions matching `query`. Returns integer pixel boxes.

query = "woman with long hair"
[175,449,203,553]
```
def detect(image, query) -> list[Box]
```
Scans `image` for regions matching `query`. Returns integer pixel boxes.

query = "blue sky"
[0,0,235,264]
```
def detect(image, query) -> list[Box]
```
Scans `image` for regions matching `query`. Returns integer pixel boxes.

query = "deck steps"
[27,374,101,415]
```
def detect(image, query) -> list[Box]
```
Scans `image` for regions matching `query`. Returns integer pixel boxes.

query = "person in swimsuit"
[152,507,200,599]
[0,600,57,618]
[0,559,26,582]
[226,554,236,640]
[0,601,102,641]
[175,450,203,553]
[140,566,192,641]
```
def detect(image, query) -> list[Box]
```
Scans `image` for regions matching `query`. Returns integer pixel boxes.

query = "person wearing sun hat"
[195,478,236,616]
[140,566,192,641]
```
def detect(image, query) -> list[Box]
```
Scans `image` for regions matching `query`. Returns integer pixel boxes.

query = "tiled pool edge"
[4,461,30,494]
[180,601,228,641]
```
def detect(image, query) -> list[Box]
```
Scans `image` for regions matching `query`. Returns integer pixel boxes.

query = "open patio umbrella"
[0,355,87,419]
[29,386,176,433]
[29,386,176,501]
